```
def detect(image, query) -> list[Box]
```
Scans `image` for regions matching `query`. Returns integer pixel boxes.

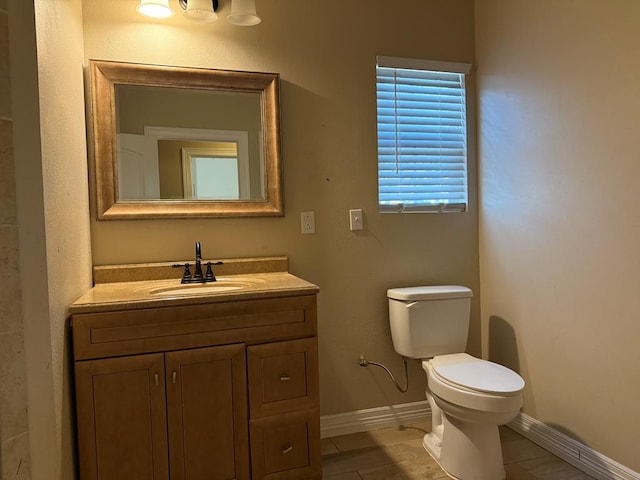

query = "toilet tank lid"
[387,285,473,301]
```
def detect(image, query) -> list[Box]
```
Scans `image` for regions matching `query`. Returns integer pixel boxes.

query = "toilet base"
[424,412,506,480]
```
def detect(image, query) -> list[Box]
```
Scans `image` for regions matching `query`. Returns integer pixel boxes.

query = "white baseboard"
[319,400,430,439]
[320,402,639,480]
[508,412,640,480]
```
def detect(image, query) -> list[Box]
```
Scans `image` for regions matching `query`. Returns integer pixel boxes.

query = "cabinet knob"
[154,373,159,386]
[280,375,291,381]
[282,445,293,454]
[172,371,177,383]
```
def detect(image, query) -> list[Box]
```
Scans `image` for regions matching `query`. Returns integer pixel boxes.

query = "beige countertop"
[69,271,319,314]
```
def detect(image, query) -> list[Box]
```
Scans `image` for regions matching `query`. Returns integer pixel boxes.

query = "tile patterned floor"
[321,421,595,480]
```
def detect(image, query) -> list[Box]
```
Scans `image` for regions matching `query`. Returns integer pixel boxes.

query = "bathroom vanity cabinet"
[70,281,321,480]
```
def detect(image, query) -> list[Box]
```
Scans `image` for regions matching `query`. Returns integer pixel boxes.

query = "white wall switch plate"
[301,211,315,234]
[349,209,363,231]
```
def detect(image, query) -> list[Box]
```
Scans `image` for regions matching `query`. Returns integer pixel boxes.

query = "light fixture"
[136,0,174,19]
[137,0,261,26]
[179,0,219,22]
[227,0,261,26]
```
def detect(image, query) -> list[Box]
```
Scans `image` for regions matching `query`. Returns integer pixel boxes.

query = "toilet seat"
[423,354,524,413]
[431,353,525,394]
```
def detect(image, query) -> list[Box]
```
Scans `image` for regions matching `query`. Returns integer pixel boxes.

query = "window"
[376,56,472,213]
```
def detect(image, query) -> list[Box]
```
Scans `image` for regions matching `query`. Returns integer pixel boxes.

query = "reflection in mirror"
[181,144,249,200]
[90,60,283,219]
[116,124,256,201]
[115,86,261,201]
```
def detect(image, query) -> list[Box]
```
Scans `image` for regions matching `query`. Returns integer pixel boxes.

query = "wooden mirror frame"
[90,60,283,220]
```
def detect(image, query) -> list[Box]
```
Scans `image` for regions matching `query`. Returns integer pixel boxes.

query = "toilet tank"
[387,286,473,359]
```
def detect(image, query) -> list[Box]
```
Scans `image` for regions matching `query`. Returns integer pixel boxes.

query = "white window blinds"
[376,56,471,213]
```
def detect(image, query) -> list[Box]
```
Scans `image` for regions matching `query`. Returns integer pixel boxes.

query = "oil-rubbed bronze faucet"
[194,241,204,281]
[173,241,223,284]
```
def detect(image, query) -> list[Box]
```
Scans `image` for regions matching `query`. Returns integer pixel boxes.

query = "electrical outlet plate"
[301,211,315,234]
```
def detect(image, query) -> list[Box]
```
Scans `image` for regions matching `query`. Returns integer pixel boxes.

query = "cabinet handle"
[172,371,177,383]
[282,445,293,454]
[154,373,159,386]
[280,375,291,381]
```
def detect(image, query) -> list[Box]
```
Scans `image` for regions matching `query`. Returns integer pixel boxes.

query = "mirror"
[90,60,283,219]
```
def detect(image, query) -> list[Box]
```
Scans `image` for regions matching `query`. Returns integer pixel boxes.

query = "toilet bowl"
[387,286,525,480]
[422,353,524,480]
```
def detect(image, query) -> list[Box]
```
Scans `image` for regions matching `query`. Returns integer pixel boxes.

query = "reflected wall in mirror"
[90,60,283,219]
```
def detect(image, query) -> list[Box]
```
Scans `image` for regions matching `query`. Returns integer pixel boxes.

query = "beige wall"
[83,0,479,415]
[476,0,640,472]
[7,0,93,479]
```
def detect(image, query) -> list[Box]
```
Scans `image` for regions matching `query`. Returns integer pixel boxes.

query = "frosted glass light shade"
[184,0,218,22]
[227,0,261,26]
[137,0,174,18]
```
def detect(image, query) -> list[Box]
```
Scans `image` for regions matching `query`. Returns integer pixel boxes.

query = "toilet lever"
[405,301,418,308]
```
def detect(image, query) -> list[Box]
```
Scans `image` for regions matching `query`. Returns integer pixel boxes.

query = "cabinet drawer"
[248,338,318,418]
[71,295,317,360]
[249,409,321,480]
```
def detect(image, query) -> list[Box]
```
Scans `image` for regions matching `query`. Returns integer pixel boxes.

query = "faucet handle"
[172,263,193,284]
[204,261,223,282]
[205,262,215,282]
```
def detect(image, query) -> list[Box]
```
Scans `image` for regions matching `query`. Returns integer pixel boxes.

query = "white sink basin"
[150,279,256,296]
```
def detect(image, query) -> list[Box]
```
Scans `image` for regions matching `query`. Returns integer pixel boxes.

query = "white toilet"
[387,285,525,480]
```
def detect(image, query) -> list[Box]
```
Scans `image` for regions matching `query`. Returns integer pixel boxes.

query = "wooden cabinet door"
[74,353,169,480]
[166,344,250,480]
